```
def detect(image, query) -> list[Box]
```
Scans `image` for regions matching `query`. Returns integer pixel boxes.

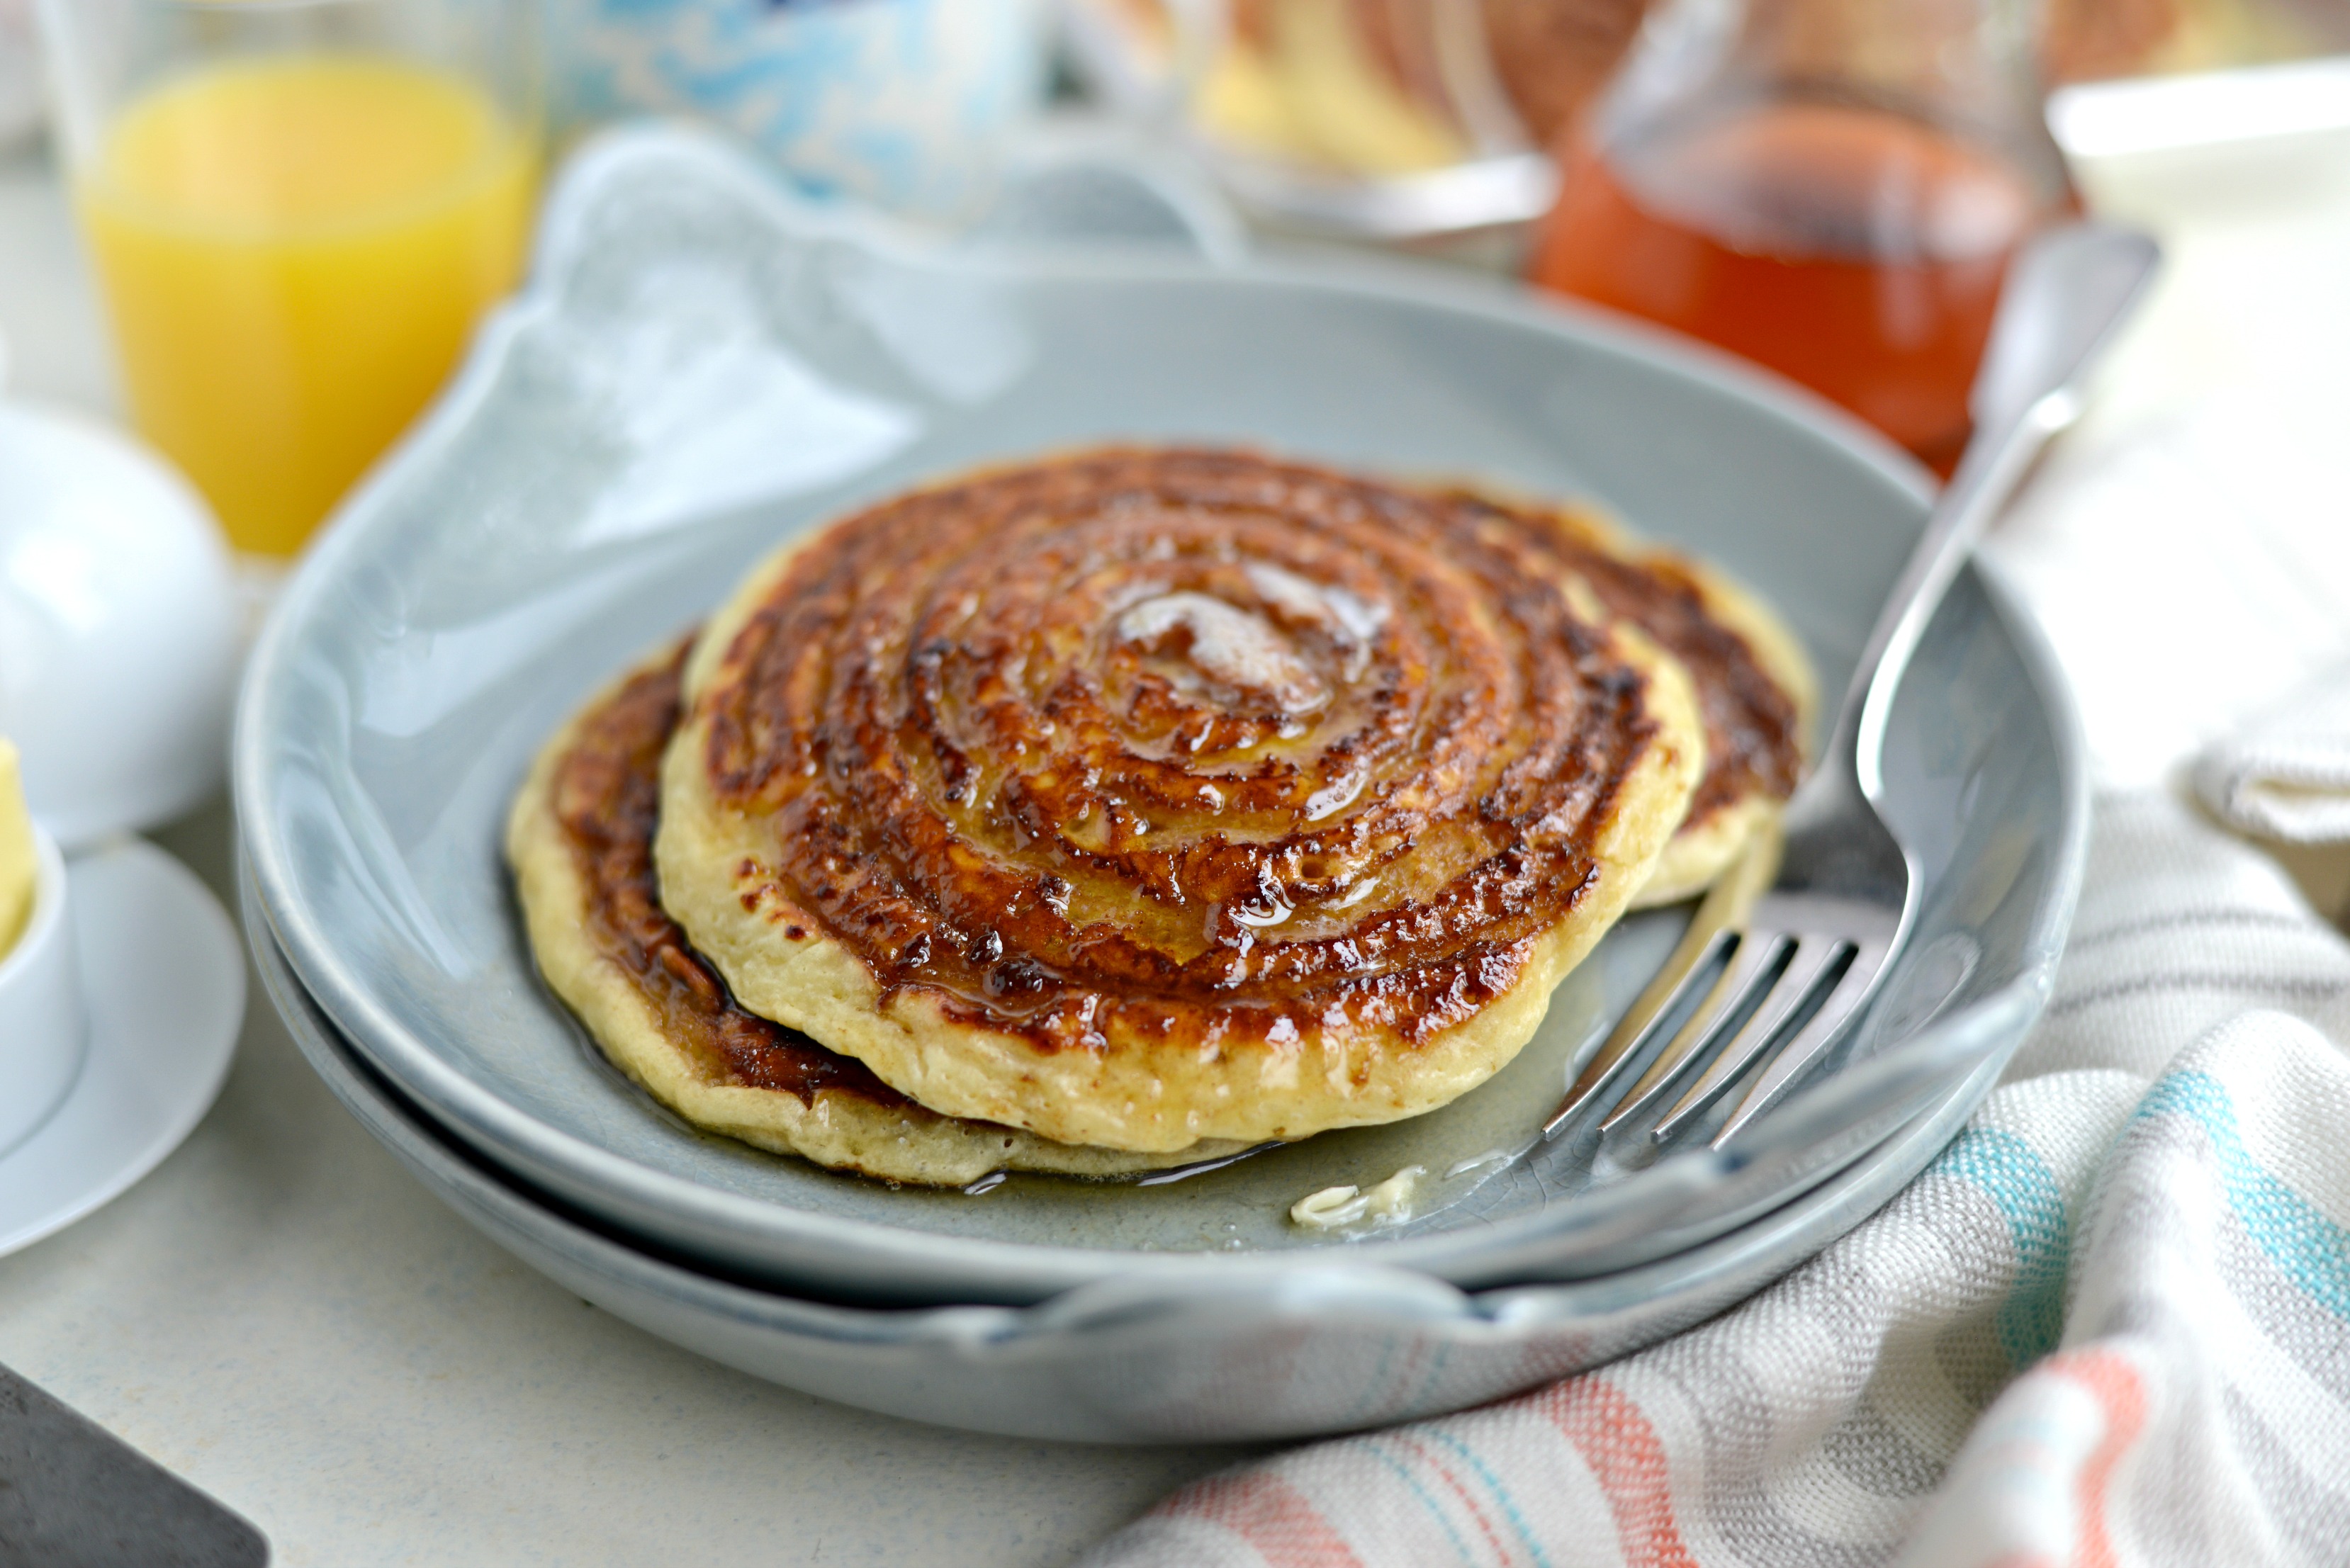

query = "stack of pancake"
[508,448,1813,1186]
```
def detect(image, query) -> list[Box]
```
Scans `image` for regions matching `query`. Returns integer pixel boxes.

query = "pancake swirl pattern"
[506,641,1248,1184]
[1446,491,1814,906]
[655,449,1707,1151]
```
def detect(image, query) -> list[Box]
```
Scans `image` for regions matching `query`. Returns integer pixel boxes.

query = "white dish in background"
[0,402,240,851]
[2050,54,2350,162]
[0,838,244,1259]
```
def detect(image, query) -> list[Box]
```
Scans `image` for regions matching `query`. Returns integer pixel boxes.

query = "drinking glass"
[35,0,541,556]
[1066,0,1568,237]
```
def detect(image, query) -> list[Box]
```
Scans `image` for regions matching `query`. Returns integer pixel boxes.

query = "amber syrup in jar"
[1533,98,2046,477]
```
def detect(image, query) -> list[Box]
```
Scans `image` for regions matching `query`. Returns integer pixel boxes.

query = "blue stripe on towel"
[2137,1071,2350,1321]
[1361,1438,1481,1567]
[1421,1428,1555,1568]
[1935,1127,2070,1366]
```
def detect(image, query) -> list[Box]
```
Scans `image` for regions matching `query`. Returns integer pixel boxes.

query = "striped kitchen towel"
[2193,659,2350,845]
[1079,788,2350,1567]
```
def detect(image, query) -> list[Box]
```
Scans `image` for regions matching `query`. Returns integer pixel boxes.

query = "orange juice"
[78,56,536,555]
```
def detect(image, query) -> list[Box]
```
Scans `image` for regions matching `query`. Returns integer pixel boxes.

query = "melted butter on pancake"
[1116,590,1331,716]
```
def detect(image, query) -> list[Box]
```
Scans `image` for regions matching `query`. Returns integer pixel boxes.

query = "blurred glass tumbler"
[1065,0,1597,237]
[549,0,1050,220]
[35,0,541,558]
[1530,0,2074,475]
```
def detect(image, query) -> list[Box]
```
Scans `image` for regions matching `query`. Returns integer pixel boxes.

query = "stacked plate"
[235,126,2086,1443]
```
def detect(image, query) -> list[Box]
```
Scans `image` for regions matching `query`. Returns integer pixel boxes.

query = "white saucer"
[0,838,244,1257]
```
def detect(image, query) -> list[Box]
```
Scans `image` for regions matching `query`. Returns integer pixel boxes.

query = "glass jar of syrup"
[1529,0,2075,476]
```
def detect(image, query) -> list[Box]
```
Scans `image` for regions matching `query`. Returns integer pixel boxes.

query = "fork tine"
[1542,826,1782,1141]
[1544,927,1733,1138]
[1651,932,1853,1143]
[1599,930,1789,1133]
[1711,935,1894,1149]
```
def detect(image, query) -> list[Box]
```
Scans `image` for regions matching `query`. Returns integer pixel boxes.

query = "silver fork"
[1546,221,2160,1154]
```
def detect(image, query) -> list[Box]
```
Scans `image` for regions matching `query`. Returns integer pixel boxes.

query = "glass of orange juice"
[34,0,540,556]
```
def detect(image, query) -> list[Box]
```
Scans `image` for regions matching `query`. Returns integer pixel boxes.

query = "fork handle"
[1827,222,2159,801]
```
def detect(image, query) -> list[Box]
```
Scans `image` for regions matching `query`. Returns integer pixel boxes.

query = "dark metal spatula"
[1,1363,268,1568]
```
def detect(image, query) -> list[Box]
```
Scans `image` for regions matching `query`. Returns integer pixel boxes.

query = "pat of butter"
[0,738,33,959]
[1288,1164,1427,1231]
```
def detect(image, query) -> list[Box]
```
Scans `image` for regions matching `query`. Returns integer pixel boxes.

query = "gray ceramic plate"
[236,125,2087,1307]
[249,870,2009,1443]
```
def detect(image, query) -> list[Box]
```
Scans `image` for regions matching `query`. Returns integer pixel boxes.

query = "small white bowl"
[0,825,88,1157]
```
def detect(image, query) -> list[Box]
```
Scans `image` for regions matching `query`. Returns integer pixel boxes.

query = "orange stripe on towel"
[1536,1377,1699,1568]
[2041,1348,2147,1568]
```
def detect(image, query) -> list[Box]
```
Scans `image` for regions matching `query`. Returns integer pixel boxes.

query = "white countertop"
[0,141,1251,1568]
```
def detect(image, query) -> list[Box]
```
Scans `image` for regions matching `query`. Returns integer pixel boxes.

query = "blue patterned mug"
[551,0,1050,218]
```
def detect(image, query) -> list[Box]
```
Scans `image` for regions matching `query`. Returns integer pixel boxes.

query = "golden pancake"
[655,449,1705,1152]
[1439,490,1814,907]
[507,642,1247,1185]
